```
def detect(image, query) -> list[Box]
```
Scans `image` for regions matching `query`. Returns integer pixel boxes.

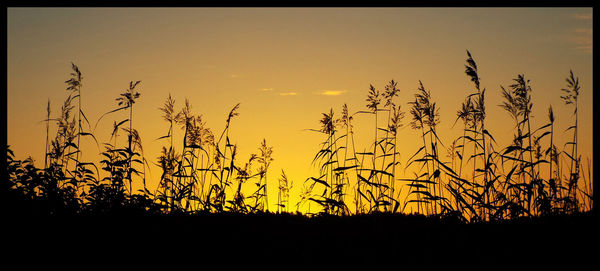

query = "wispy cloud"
[574,28,592,35]
[279,92,298,96]
[574,13,592,20]
[230,74,238,78]
[570,28,592,54]
[260,88,274,91]
[318,89,347,96]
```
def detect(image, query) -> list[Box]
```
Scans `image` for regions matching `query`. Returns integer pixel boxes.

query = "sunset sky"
[7,7,593,213]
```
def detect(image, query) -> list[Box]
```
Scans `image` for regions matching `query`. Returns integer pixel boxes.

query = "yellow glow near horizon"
[7,7,593,214]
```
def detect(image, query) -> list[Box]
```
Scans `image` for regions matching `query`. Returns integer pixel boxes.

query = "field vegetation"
[6,51,593,221]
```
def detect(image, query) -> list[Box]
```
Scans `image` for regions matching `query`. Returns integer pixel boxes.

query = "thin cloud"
[279,92,298,96]
[574,13,592,20]
[261,88,274,91]
[570,28,592,54]
[230,74,238,78]
[574,28,592,35]
[319,89,347,96]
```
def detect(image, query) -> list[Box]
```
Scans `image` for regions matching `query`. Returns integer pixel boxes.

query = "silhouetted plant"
[116,81,141,196]
[65,64,83,165]
[43,99,51,169]
[228,152,259,213]
[64,63,100,199]
[307,108,345,215]
[256,139,273,212]
[449,97,475,218]
[545,105,561,207]
[7,146,80,214]
[6,52,593,221]
[366,84,381,211]
[277,169,293,213]
[560,70,581,212]
[379,80,402,212]
[155,94,182,211]
[405,80,446,215]
[499,74,553,217]
[340,103,359,212]
[155,146,179,211]
[170,99,215,212]
[464,50,492,220]
[203,103,241,212]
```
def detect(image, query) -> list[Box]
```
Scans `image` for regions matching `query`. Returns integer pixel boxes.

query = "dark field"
[7,211,597,268]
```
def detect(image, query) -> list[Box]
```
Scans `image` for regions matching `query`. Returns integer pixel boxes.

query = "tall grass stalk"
[277,169,292,213]
[156,94,182,211]
[388,103,405,212]
[44,99,51,169]
[465,50,490,220]
[65,63,83,168]
[381,80,400,211]
[258,138,273,212]
[366,84,381,210]
[116,81,141,196]
[407,81,433,215]
[560,70,580,212]
[547,106,555,200]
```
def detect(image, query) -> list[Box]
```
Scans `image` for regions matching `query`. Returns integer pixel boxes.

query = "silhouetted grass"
[6,54,593,224]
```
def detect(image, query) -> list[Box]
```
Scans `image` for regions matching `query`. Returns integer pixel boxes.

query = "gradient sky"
[7,7,593,213]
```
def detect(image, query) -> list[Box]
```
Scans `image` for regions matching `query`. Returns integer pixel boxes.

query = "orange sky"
[7,8,593,213]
